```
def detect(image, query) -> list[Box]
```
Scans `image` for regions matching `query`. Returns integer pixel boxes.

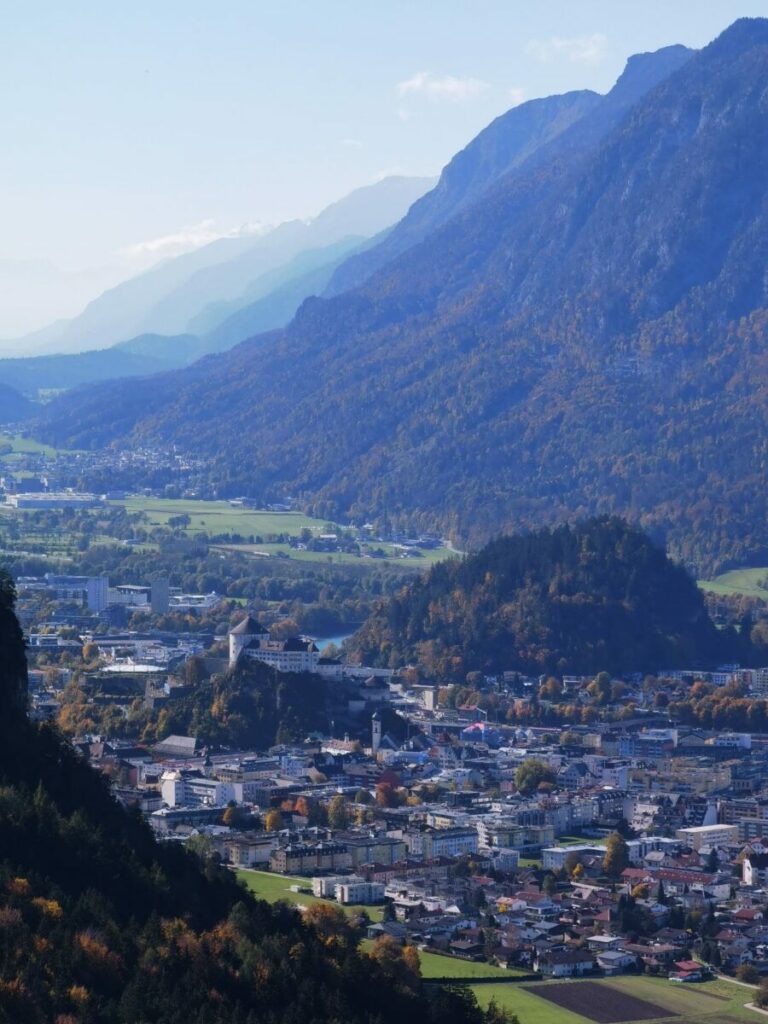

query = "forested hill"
[348,519,739,680]
[0,383,35,423]
[0,571,495,1024]
[37,19,768,573]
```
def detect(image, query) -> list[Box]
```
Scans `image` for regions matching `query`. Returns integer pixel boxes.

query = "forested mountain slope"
[324,88,601,296]
[38,20,768,573]
[325,43,691,296]
[0,384,35,423]
[348,518,736,679]
[0,571,493,1024]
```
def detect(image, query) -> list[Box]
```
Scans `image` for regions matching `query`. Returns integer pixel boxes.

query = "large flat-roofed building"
[7,492,103,509]
[675,824,739,850]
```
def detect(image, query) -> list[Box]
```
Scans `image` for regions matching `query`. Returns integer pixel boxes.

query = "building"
[242,635,321,674]
[228,615,270,665]
[86,576,109,612]
[675,824,738,851]
[7,491,103,509]
[406,827,478,860]
[270,842,351,874]
[335,880,386,904]
[217,833,279,867]
[161,770,236,808]
[535,949,594,978]
[542,845,606,871]
[343,834,407,867]
[312,875,386,904]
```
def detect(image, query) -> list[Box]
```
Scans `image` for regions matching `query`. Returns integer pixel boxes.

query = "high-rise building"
[151,578,170,614]
[85,576,109,613]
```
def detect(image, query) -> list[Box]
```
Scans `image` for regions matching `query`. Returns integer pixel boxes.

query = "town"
[20,569,768,996]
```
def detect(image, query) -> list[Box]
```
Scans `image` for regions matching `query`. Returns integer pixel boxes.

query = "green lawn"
[471,975,762,1024]
[0,433,74,457]
[213,540,454,569]
[699,567,768,599]
[417,951,526,979]
[111,498,330,537]
[236,868,384,921]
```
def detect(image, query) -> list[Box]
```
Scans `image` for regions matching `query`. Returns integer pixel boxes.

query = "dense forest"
[0,570,504,1024]
[348,518,746,680]
[35,20,768,574]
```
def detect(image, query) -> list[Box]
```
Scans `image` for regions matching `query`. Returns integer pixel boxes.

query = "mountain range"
[35,19,768,573]
[0,176,432,395]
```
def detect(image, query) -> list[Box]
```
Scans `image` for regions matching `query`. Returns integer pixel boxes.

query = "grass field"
[0,433,70,458]
[110,498,455,567]
[470,975,761,1024]
[111,497,328,537]
[213,541,453,569]
[236,868,384,921]
[699,567,768,599]
[417,951,526,979]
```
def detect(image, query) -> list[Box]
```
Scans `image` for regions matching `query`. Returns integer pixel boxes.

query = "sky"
[0,0,766,334]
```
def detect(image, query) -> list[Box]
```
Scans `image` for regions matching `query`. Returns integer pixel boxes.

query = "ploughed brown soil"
[532,980,676,1023]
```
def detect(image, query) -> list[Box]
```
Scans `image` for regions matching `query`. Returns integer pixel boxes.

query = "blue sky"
[1,0,766,274]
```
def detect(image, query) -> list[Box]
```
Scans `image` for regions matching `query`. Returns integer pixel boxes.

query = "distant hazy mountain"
[0,242,366,394]
[0,335,204,395]
[199,236,369,353]
[0,259,127,341]
[141,176,434,338]
[7,176,433,358]
[326,44,691,296]
[9,234,263,357]
[42,21,768,574]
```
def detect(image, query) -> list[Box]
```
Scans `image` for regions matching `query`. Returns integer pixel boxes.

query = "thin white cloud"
[119,220,269,260]
[341,138,363,149]
[396,70,490,101]
[527,33,608,65]
[373,166,406,183]
[507,87,527,107]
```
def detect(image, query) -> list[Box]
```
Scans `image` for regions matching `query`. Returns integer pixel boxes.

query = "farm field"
[235,868,384,921]
[111,497,456,567]
[111,497,329,537]
[470,975,761,1024]
[213,540,452,569]
[698,567,768,599]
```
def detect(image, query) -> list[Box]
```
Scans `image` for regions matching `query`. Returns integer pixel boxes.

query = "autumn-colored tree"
[294,796,311,818]
[375,783,399,808]
[514,758,556,795]
[603,832,630,878]
[327,795,350,830]
[303,903,358,950]
[270,618,300,640]
[263,808,283,832]
[736,964,760,985]
[368,936,420,990]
